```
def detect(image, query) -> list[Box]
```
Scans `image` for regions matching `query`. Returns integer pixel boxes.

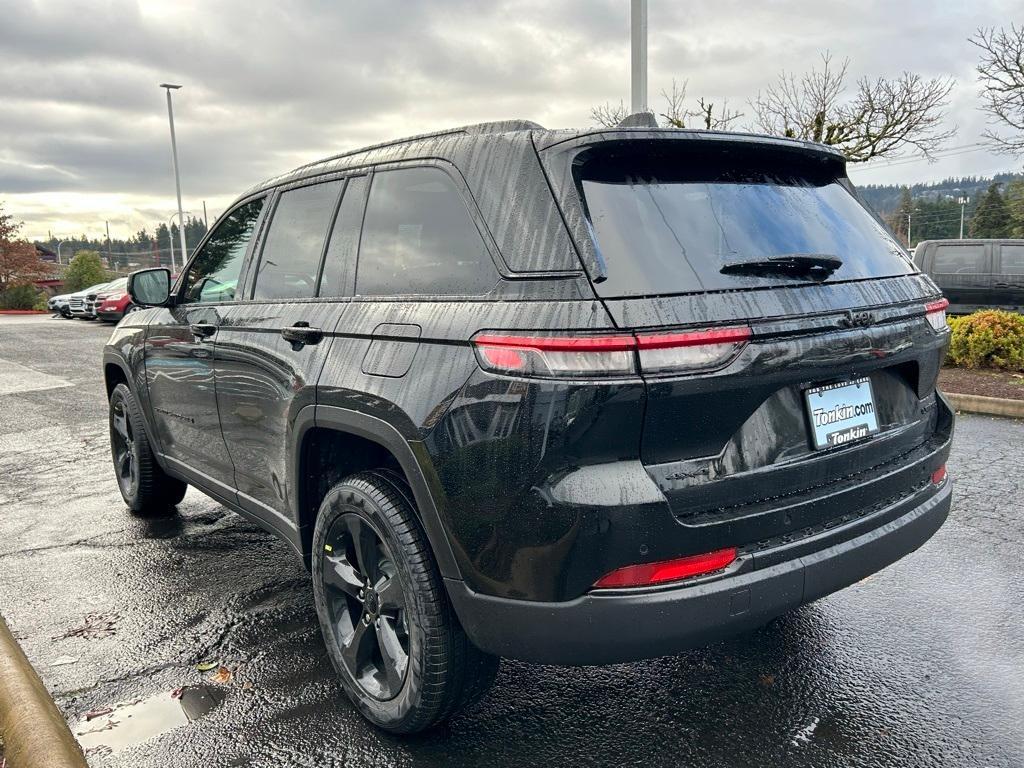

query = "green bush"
[946,310,1024,371]
[63,250,108,292]
[0,282,44,310]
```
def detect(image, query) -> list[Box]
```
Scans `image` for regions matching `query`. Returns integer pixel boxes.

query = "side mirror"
[128,268,172,306]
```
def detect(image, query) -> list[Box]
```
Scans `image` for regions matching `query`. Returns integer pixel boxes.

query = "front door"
[214,178,355,532]
[144,196,267,496]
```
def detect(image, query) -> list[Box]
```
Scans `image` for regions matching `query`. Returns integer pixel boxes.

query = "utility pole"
[907,211,912,248]
[958,196,968,239]
[202,200,208,229]
[630,0,648,114]
[105,220,112,267]
[160,83,188,265]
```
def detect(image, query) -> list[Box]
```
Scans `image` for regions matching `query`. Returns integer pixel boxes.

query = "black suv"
[104,121,954,733]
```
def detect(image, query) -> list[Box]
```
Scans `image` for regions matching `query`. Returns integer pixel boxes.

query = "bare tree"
[591,79,743,130]
[750,53,956,162]
[970,25,1024,155]
[590,100,630,128]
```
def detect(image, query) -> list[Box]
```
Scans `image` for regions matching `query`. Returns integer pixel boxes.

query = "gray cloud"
[0,0,1020,239]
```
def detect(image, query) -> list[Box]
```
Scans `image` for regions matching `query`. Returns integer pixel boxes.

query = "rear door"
[214,176,356,535]
[925,241,994,312]
[993,242,1024,310]
[548,137,951,551]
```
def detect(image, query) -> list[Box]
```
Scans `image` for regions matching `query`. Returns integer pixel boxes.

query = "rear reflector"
[931,464,947,485]
[593,547,738,589]
[925,297,949,332]
[472,326,751,378]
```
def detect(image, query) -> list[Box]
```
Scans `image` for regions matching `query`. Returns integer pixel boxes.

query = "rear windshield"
[576,142,914,296]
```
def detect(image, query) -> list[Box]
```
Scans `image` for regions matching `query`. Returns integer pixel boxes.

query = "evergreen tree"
[889,187,913,244]
[1005,180,1024,238]
[969,183,1012,238]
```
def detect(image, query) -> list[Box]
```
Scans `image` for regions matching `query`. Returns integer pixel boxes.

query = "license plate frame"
[803,377,880,450]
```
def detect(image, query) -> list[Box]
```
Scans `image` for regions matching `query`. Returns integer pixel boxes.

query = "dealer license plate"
[804,377,879,450]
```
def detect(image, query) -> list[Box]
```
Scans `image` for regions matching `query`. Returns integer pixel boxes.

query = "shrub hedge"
[946,310,1024,372]
[0,283,45,311]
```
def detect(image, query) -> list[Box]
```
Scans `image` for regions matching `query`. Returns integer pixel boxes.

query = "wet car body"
[104,122,953,672]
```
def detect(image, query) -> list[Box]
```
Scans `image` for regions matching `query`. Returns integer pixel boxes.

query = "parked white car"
[47,293,73,317]
[68,282,112,319]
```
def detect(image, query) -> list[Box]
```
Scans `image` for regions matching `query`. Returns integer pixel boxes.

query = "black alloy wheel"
[110,395,139,500]
[107,383,188,513]
[312,471,499,733]
[321,512,410,700]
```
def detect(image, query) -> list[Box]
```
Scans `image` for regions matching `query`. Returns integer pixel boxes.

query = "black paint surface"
[1,317,1021,767]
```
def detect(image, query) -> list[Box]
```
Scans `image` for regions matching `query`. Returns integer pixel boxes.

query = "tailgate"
[606,277,951,547]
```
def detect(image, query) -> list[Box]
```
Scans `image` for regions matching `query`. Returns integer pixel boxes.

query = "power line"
[853,143,991,172]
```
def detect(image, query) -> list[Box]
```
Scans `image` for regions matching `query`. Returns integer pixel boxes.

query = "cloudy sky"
[1,0,1020,241]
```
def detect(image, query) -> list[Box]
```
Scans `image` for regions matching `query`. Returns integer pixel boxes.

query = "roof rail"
[284,119,544,177]
[459,119,545,134]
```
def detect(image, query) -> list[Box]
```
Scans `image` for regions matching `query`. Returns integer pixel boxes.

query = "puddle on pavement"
[75,685,224,754]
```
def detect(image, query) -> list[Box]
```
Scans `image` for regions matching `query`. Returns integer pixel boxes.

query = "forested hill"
[857,172,1024,216]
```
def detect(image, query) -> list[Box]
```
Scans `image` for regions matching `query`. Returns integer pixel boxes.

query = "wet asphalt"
[0,314,1022,768]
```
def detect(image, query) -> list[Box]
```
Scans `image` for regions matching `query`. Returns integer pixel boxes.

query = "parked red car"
[95,278,139,322]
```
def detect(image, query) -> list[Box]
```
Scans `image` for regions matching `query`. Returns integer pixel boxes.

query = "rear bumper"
[448,479,951,665]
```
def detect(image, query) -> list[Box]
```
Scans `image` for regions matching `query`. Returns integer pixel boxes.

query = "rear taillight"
[925,297,949,332]
[472,326,751,378]
[472,333,636,377]
[636,327,751,374]
[593,547,738,589]
[931,464,947,485]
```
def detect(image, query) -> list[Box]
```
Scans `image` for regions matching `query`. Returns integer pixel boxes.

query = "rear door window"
[931,244,988,274]
[998,244,1024,275]
[252,180,343,301]
[355,167,498,297]
[576,143,913,297]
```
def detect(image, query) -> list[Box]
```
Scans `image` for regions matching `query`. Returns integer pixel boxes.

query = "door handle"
[281,323,324,348]
[190,323,217,339]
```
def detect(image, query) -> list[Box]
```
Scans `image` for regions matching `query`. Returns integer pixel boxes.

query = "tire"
[108,383,188,514]
[312,470,498,733]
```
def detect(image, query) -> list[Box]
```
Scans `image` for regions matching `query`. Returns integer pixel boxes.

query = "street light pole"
[958,196,968,239]
[160,83,188,267]
[630,0,648,114]
[56,240,64,265]
[166,211,192,274]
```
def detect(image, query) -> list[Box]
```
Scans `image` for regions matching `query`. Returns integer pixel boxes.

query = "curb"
[0,616,88,768]
[945,391,1024,419]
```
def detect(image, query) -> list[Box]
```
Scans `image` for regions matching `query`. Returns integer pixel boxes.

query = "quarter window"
[356,167,498,297]
[253,181,343,301]
[999,244,1024,275]
[182,198,265,304]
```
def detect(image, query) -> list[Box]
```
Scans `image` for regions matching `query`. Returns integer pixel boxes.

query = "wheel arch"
[103,359,131,398]
[292,405,462,581]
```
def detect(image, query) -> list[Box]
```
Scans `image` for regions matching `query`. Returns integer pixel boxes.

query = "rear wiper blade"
[720,254,843,280]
